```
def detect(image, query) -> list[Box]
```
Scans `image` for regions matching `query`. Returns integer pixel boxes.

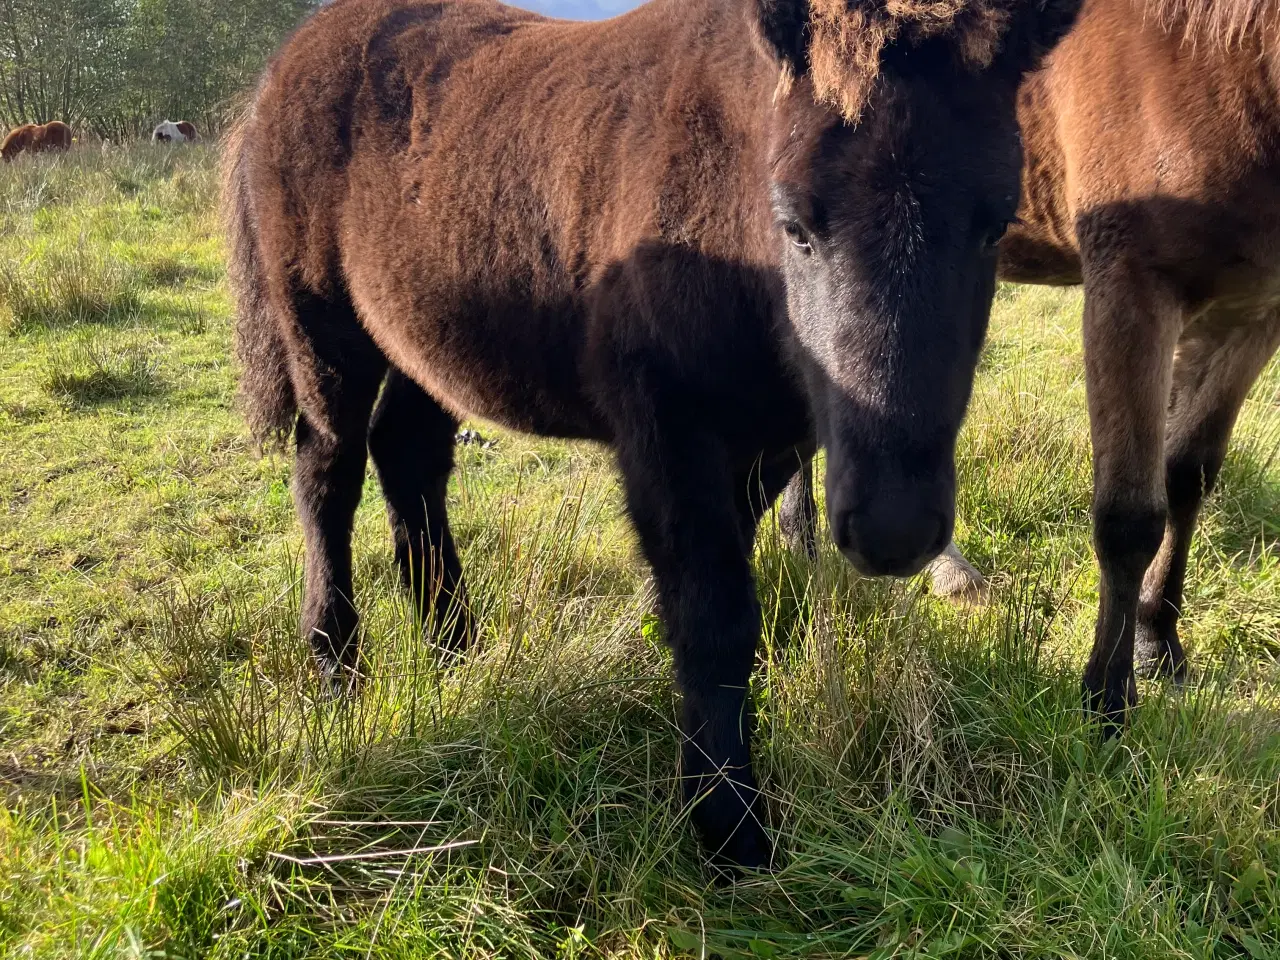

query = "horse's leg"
[291,297,388,683]
[1135,311,1280,679]
[1080,268,1182,730]
[747,447,816,550]
[778,460,818,559]
[616,426,769,869]
[368,368,472,650]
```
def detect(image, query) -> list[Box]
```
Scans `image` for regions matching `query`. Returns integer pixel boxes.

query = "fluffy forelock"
[805,0,1019,121]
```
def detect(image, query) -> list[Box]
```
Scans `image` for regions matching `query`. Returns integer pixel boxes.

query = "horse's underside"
[787,0,1280,721]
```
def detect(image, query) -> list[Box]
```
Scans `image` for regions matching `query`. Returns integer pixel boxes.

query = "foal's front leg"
[1080,263,1182,729]
[616,430,770,870]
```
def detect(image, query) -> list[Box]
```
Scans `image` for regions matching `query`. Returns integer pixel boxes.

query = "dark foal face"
[749,0,1082,577]
[769,69,1021,577]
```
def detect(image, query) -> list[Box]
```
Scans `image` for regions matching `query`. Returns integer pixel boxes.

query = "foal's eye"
[783,221,812,254]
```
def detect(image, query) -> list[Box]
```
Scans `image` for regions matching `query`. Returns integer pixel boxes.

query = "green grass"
[2,146,1279,959]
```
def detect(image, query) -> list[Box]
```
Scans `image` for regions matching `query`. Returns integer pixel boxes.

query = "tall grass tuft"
[0,242,144,333]
[140,481,1280,959]
[41,333,163,405]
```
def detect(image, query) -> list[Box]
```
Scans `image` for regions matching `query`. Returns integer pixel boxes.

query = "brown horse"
[1,121,73,162]
[781,0,1280,729]
[226,0,1079,867]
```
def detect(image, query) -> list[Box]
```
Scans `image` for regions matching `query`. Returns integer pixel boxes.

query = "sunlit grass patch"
[0,241,145,333]
[0,147,220,337]
[41,333,164,406]
[0,143,217,221]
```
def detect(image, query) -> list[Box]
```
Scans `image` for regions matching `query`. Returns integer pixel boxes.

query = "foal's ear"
[1001,0,1084,74]
[750,0,811,76]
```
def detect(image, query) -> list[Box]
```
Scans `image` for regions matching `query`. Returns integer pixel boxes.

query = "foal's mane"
[803,0,1022,121]
[1143,0,1279,46]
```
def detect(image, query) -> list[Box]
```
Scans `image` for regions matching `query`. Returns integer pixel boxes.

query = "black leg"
[615,425,771,869]
[1136,312,1280,678]
[368,369,472,650]
[778,459,818,560]
[290,298,387,683]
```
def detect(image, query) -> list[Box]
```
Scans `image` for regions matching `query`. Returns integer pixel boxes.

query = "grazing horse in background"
[781,0,1280,729]
[152,120,199,143]
[1,121,73,162]
[225,0,1080,868]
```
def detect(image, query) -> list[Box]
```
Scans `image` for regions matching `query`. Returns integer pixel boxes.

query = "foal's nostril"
[832,507,865,559]
[836,502,949,578]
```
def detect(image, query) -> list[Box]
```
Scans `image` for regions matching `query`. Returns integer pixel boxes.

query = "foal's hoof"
[1134,623,1188,683]
[707,820,774,878]
[1082,672,1137,738]
[317,666,363,699]
[312,651,365,699]
[926,543,989,607]
[432,617,476,662]
[780,522,819,562]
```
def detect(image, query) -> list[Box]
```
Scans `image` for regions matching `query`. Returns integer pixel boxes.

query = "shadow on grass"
[4,289,144,335]
[138,255,221,289]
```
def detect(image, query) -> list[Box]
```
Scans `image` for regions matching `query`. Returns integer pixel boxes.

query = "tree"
[0,0,317,137]
[0,0,129,129]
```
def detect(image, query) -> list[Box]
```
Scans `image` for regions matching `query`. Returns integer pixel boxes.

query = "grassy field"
[1,145,1279,959]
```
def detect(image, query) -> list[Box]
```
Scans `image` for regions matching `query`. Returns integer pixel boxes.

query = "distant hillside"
[508,0,645,19]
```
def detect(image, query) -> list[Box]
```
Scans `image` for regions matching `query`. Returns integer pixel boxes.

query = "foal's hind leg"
[368,369,472,650]
[289,297,388,681]
[1135,311,1280,679]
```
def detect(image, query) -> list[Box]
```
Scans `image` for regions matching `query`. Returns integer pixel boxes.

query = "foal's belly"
[997,231,1082,286]
[1162,194,1280,319]
[368,289,612,442]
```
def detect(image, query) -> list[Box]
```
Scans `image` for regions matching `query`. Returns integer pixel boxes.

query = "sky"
[507,0,646,19]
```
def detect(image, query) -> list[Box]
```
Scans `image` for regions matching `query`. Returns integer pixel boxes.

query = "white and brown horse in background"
[152,120,199,143]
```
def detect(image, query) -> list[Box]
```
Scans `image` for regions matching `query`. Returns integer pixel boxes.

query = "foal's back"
[243,0,783,440]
